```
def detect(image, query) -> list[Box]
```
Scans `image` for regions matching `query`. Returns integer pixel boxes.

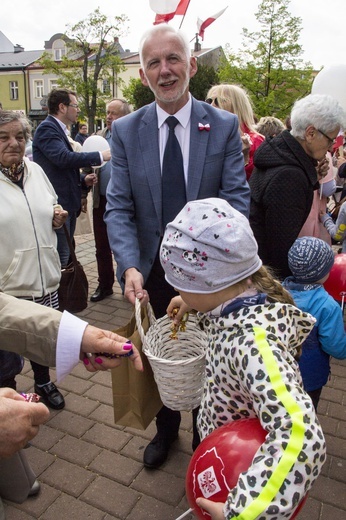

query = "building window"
[9,81,19,100]
[54,48,65,61]
[50,80,59,91]
[102,79,110,94]
[34,80,44,98]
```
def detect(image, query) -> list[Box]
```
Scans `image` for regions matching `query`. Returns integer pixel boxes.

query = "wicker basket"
[136,299,208,411]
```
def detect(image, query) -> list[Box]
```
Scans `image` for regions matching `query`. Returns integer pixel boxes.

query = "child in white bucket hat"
[160,198,325,520]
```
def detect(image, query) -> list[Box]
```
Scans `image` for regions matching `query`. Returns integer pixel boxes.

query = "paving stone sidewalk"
[3,233,346,520]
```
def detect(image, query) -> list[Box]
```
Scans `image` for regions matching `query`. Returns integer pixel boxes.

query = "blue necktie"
[162,116,186,229]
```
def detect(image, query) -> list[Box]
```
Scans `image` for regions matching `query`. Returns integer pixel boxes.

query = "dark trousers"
[307,388,323,412]
[30,361,50,386]
[144,252,200,449]
[93,195,114,289]
[0,351,23,389]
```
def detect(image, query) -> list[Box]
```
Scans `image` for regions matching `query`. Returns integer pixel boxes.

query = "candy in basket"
[135,299,208,411]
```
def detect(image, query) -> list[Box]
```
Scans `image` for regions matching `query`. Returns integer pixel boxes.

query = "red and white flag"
[175,0,190,16]
[150,0,190,25]
[150,0,180,24]
[197,7,228,40]
[333,130,345,151]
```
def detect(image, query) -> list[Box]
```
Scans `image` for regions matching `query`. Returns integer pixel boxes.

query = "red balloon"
[323,253,346,302]
[186,418,308,519]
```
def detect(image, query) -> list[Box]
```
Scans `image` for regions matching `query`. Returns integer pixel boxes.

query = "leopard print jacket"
[197,302,326,519]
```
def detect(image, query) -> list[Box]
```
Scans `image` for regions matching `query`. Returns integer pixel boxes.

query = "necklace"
[0,161,25,182]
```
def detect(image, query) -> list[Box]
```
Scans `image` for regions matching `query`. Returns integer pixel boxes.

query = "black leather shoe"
[90,286,113,302]
[34,382,65,410]
[143,432,178,469]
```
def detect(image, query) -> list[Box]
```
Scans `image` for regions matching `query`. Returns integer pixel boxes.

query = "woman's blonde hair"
[206,84,257,134]
[250,265,294,305]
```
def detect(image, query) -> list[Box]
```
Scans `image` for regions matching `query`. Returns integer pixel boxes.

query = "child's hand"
[196,498,225,519]
[319,209,326,220]
[166,296,192,325]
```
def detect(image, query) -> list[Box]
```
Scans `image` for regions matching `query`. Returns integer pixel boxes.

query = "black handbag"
[58,224,89,312]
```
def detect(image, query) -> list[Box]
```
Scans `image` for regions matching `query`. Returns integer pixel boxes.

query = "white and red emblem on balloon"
[186,418,307,520]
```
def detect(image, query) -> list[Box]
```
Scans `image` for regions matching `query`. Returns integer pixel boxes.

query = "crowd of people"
[1,22,346,520]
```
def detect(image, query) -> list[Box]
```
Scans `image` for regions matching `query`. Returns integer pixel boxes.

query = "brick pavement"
[3,233,346,520]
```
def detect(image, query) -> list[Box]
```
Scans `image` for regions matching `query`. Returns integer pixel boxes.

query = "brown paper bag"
[111,306,162,430]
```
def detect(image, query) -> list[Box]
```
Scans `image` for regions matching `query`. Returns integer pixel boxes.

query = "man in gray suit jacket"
[104,24,250,469]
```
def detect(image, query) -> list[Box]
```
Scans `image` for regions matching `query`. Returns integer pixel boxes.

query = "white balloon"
[150,0,179,14]
[82,135,109,167]
[311,64,346,112]
[82,135,110,153]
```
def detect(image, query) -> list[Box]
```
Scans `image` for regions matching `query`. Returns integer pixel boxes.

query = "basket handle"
[135,297,156,343]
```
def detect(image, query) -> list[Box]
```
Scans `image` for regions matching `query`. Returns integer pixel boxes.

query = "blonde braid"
[250,267,303,359]
[251,266,295,305]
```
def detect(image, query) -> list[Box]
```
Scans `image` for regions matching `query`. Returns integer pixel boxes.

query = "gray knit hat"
[288,236,335,283]
[160,198,262,294]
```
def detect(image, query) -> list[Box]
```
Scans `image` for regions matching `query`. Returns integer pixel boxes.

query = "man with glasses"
[33,89,111,267]
[249,93,345,279]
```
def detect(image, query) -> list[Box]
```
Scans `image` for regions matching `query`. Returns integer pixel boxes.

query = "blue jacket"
[104,97,250,287]
[33,115,102,213]
[283,278,346,391]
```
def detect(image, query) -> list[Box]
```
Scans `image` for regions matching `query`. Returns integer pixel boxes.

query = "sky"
[1,0,345,70]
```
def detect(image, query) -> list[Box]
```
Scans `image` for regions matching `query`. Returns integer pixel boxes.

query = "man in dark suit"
[32,89,111,267]
[104,25,250,469]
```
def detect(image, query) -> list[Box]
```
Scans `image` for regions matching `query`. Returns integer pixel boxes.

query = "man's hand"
[124,268,149,306]
[80,325,143,372]
[0,388,50,458]
[84,173,98,187]
[102,149,111,162]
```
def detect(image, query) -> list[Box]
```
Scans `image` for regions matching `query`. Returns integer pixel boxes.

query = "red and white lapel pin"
[198,123,210,131]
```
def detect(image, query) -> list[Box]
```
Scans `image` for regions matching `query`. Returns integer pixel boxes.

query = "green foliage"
[122,78,155,110]
[39,8,128,130]
[189,64,219,100]
[218,0,314,120]
[121,64,219,110]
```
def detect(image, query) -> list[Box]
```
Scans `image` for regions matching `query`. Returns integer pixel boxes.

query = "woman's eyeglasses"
[316,128,336,147]
[205,98,219,107]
